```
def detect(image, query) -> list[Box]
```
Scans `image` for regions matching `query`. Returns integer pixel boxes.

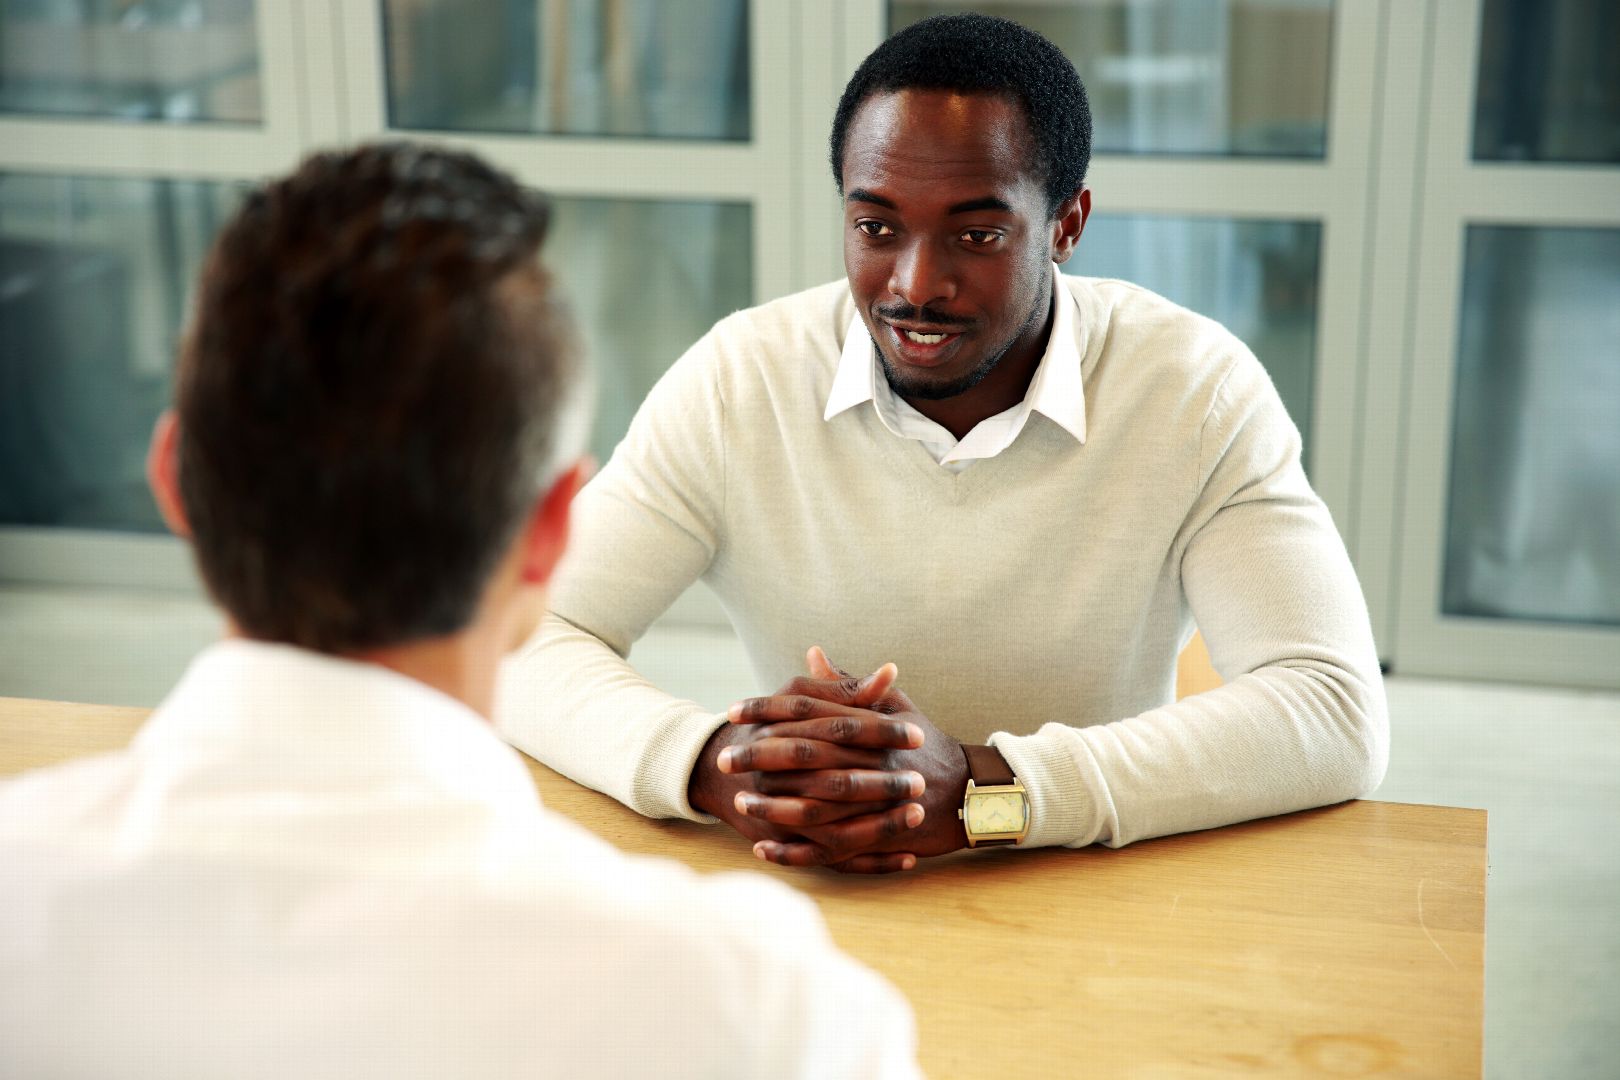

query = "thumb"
[808,646,896,706]
[853,662,898,707]
[806,645,845,681]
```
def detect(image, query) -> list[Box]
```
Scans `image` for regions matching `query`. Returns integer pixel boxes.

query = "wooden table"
[1,696,1485,1078]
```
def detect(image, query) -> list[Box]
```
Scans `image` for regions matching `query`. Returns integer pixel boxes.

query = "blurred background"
[0,1,1615,1075]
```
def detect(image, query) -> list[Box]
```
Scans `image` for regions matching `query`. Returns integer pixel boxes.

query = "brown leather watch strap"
[962,744,1016,787]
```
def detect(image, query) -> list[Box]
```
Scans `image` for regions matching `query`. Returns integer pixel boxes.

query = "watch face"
[966,790,1027,835]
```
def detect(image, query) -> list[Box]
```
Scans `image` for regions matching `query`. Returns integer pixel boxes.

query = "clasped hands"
[688,646,968,874]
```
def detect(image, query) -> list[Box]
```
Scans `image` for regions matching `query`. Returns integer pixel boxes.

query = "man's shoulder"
[721,278,854,332]
[0,750,135,840]
[1065,274,1245,353]
[1064,273,1261,401]
[504,817,833,949]
[664,280,854,413]
[700,279,853,360]
[699,278,855,362]
[378,839,889,1073]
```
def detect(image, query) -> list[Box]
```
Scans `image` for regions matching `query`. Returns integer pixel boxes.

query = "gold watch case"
[959,778,1030,847]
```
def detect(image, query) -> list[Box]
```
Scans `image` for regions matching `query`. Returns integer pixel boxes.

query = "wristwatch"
[958,744,1029,848]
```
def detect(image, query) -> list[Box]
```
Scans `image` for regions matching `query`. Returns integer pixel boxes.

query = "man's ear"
[1050,185,1091,265]
[518,458,592,587]
[146,410,193,540]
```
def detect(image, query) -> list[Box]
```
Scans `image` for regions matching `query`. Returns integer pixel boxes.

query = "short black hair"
[830,12,1092,216]
[178,142,579,653]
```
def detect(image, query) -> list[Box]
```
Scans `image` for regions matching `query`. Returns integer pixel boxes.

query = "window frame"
[1372,0,1620,687]
[4,0,1616,687]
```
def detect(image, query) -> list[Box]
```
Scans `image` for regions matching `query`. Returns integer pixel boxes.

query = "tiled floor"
[2,583,1617,1078]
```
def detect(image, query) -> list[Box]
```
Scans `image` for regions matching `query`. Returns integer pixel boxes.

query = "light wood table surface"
[1,695,1484,1078]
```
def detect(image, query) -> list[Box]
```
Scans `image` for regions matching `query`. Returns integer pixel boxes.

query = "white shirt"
[0,641,920,1080]
[824,267,1087,472]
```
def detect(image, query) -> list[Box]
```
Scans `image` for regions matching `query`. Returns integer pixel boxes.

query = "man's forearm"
[991,646,1387,850]
[496,612,728,820]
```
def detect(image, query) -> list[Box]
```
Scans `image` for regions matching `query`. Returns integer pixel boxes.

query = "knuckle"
[789,695,817,720]
[823,771,851,797]
[790,738,818,764]
[886,773,912,798]
[838,676,863,698]
[829,714,861,742]
[796,802,823,826]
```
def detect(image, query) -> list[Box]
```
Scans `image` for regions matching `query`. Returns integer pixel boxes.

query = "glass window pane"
[0,1,261,124]
[547,198,751,464]
[1473,0,1620,164]
[1066,215,1320,469]
[889,0,1332,157]
[384,0,750,140]
[0,173,246,532]
[1443,226,1620,627]
[0,183,750,534]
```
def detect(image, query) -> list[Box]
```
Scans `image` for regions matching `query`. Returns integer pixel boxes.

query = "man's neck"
[352,631,502,719]
[224,621,501,720]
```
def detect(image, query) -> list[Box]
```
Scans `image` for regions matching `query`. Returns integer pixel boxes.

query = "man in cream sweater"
[499,14,1388,872]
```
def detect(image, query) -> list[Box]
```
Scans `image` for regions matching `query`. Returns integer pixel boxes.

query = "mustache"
[875,304,972,330]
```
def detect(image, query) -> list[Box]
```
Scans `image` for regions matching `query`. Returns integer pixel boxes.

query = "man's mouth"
[882,320,965,366]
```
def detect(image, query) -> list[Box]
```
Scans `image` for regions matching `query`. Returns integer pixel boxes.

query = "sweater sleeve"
[494,329,732,822]
[990,350,1389,848]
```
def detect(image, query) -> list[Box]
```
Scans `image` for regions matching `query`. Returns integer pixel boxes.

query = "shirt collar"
[133,639,541,815]
[825,267,1087,445]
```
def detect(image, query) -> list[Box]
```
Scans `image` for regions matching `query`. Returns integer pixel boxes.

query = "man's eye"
[962,229,998,245]
[856,221,893,238]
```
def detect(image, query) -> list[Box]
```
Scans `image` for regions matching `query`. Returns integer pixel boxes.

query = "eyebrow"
[845,189,1015,215]
[845,188,897,209]
[945,195,1015,215]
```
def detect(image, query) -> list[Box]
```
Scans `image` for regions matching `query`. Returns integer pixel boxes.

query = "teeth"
[905,330,947,344]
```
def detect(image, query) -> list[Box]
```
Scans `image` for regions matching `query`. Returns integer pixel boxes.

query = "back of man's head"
[830,12,1092,216]
[175,143,577,654]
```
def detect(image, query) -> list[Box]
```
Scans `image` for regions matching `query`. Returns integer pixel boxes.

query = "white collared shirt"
[824,266,1087,472]
[0,641,919,1080]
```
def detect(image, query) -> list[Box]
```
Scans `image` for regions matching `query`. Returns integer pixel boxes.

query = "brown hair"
[176,143,577,652]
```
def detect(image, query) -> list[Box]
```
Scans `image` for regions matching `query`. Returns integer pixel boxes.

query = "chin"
[878,353,995,402]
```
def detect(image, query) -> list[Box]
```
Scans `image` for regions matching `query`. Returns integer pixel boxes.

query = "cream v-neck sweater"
[496,276,1388,849]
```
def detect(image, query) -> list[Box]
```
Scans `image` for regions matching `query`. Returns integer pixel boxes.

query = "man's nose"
[888,238,956,309]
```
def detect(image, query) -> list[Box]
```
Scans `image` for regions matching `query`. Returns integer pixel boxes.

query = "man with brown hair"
[0,144,918,1079]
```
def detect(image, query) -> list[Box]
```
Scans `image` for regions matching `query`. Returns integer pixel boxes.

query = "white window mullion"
[1350,0,1439,658]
